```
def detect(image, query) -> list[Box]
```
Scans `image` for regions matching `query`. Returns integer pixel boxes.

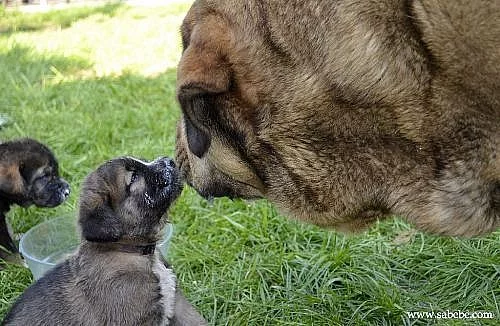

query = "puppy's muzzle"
[34,179,71,208]
[150,157,182,197]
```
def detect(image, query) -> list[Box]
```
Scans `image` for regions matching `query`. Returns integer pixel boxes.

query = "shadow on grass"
[0,2,124,34]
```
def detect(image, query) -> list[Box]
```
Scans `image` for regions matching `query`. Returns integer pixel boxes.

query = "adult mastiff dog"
[175,0,500,237]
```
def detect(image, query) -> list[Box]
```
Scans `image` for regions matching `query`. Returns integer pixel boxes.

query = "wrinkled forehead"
[180,0,224,48]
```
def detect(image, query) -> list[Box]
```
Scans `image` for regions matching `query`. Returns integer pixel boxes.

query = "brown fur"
[3,157,206,326]
[0,138,70,260]
[175,0,500,236]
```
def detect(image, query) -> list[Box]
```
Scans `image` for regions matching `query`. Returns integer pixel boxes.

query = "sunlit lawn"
[0,2,499,325]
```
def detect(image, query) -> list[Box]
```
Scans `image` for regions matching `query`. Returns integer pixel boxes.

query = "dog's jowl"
[0,138,70,260]
[3,156,206,326]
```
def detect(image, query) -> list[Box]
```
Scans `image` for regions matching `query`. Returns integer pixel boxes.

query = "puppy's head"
[79,157,182,243]
[0,138,70,209]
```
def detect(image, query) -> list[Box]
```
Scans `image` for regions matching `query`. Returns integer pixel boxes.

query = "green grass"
[0,2,499,325]
[0,2,123,33]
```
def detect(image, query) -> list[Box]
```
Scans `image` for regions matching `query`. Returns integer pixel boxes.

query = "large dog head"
[79,157,182,243]
[175,0,500,236]
[0,138,70,209]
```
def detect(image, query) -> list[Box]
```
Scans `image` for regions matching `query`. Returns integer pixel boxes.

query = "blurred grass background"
[0,1,498,325]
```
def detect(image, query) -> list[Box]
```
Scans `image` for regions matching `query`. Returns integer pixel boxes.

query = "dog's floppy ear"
[177,15,232,158]
[177,15,231,96]
[79,183,123,243]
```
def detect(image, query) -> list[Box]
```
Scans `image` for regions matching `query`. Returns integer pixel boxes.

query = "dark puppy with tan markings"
[3,156,206,326]
[0,138,70,261]
[176,0,500,237]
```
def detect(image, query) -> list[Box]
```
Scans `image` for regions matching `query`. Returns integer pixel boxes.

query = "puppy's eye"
[125,170,139,194]
[129,171,139,185]
[35,175,50,182]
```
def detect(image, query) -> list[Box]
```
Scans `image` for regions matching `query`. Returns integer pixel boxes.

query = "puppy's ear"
[79,192,123,243]
[177,15,231,96]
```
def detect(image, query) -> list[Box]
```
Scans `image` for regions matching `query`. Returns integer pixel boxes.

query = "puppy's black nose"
[59,181,71,200]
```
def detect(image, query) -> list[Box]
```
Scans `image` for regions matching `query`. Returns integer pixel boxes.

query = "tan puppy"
[3,157,206,326]
[175,0,500,236]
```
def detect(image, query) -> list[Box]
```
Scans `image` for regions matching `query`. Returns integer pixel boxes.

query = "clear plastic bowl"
[19,216,174,280]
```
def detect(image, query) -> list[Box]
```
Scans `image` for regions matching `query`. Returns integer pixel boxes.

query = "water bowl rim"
[19,216,174,267]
